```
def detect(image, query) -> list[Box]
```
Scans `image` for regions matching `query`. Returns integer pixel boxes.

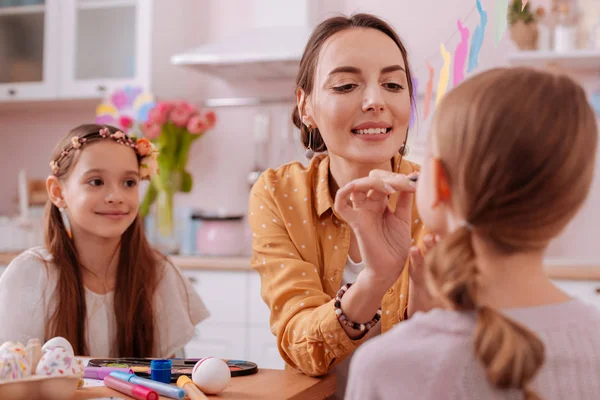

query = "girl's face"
[59,141,140,240]
[302,27,411,165]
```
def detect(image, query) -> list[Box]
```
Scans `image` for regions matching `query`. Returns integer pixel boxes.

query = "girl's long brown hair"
[44,124,163,357]
[425,68,597,399]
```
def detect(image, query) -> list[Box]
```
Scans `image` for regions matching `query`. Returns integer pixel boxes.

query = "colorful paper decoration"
[468,0,488,73]
[453,20,470,86]
[424,61,435,119]
[436,44,451,105]
[95,85,155,134]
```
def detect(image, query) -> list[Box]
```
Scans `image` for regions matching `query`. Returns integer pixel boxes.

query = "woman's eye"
[332,83,357,93]
[88,179,103,187]
[384,83,404,92]
[125,179,138,188]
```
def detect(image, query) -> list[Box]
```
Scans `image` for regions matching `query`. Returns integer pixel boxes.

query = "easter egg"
[35,347,83,377]
[191,357,231,395]
[42,337,74,357]
[0,342,31,382]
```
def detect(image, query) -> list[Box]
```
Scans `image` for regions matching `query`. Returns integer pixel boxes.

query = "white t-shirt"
[0,247,209,357]
[333,256,382,399]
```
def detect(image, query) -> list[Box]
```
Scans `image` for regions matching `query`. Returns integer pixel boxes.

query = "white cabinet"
[247,327,285,370]
[59,0,151,99]
[0,0,151,101]
[0,1,60,101]
[552,279,600,310]
[181,269,284,370]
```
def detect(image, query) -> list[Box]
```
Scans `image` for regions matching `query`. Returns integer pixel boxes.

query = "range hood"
[171,0,318,80]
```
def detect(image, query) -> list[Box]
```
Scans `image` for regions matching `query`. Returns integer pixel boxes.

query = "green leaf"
[139,183,157,217]
[180,170,193,192]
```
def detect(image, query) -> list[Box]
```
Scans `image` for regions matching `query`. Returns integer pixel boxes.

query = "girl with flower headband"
[343,68,600,399]
[0,124,209,357]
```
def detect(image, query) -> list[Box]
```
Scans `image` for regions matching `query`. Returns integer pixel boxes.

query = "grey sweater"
[346,299,600,399]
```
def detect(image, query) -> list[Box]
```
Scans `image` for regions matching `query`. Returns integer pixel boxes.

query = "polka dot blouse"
[248,153,426,376]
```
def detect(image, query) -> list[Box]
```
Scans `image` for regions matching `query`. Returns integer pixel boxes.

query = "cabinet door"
[0,0,59,101]
[184,325,247,361]
[182,270,248,326]
[59,0,152,98]
[248,271,271,327]
[247,327,285,370]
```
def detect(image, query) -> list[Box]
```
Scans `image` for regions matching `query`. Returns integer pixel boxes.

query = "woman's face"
[302,27,411,165]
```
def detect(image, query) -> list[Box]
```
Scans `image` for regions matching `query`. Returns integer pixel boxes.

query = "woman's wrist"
[340,271,389,325]
[358,268,397,296]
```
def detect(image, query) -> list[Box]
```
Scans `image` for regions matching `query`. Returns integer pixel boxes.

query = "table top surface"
[71,368,336,400]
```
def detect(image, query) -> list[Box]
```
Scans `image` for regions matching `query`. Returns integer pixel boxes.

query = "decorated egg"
[35,347,82,377]
[0,342,32,382]
[42,337,74,357]
[0,341,25,355]
[191,357,231,395]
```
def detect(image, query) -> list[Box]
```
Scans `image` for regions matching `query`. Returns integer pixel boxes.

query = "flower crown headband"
[49,127,160,180]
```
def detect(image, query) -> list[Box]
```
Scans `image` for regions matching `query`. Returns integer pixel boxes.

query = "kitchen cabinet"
[182,269,285,370]
[0,1,59,101]
[59,0,151,99]
[0,0,151,101]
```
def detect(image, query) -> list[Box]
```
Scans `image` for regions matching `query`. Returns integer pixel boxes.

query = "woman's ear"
[46,175,65,208]
[432,158,451,207]
[296,88,315,128]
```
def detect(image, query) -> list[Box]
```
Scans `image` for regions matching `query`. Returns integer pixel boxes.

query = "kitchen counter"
[0,251,252,271]
[0,251,599,279]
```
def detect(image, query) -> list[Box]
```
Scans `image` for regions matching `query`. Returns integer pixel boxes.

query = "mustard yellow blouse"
[248,153,425,376]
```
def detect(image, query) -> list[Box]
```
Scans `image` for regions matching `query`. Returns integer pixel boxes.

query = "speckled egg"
[0,343,32,382]
[35,347,83,377]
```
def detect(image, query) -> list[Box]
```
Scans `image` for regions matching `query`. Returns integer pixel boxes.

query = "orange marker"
[177,375,208,400]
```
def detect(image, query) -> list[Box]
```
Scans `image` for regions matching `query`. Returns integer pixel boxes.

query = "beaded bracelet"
[334,283,382,332]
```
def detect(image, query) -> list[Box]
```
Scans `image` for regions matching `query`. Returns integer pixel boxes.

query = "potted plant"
[508,0,539,50]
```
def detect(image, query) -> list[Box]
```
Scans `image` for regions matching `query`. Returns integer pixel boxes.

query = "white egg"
[42,337,74,357]
[191,357,231,395]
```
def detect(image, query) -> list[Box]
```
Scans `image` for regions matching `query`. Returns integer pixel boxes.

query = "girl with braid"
[340,67,600,399]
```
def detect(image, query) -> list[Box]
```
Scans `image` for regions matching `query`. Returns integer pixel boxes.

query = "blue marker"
[109,371,185,399]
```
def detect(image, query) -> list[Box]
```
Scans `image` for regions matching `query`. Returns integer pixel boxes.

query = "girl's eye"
[125,179,138,188]
[384,83,404,92]
[88,179,103,187]
[332,83,358,93]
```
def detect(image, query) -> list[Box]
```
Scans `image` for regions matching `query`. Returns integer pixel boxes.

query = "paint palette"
[87,358,258,382]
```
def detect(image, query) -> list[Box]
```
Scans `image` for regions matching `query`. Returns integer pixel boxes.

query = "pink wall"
[0,0,598,261]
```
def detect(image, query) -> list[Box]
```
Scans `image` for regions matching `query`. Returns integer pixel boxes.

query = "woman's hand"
[334,170,417,291]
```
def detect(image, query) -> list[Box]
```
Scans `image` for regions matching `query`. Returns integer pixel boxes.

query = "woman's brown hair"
[425,67,597,399]
[291,13,415,153]
[44,124,163,357]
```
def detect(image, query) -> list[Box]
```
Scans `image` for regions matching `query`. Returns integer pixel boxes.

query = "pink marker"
[84,366,134,380]
[104,375,158,400]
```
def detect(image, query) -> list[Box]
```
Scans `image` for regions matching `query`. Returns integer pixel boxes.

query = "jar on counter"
[193,212,246,257]
[554,3,577,52]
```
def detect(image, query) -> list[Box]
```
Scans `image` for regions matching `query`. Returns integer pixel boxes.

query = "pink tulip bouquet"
[139,100,217,237]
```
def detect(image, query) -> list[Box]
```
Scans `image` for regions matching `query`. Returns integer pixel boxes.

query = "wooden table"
[71,369,336,400]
